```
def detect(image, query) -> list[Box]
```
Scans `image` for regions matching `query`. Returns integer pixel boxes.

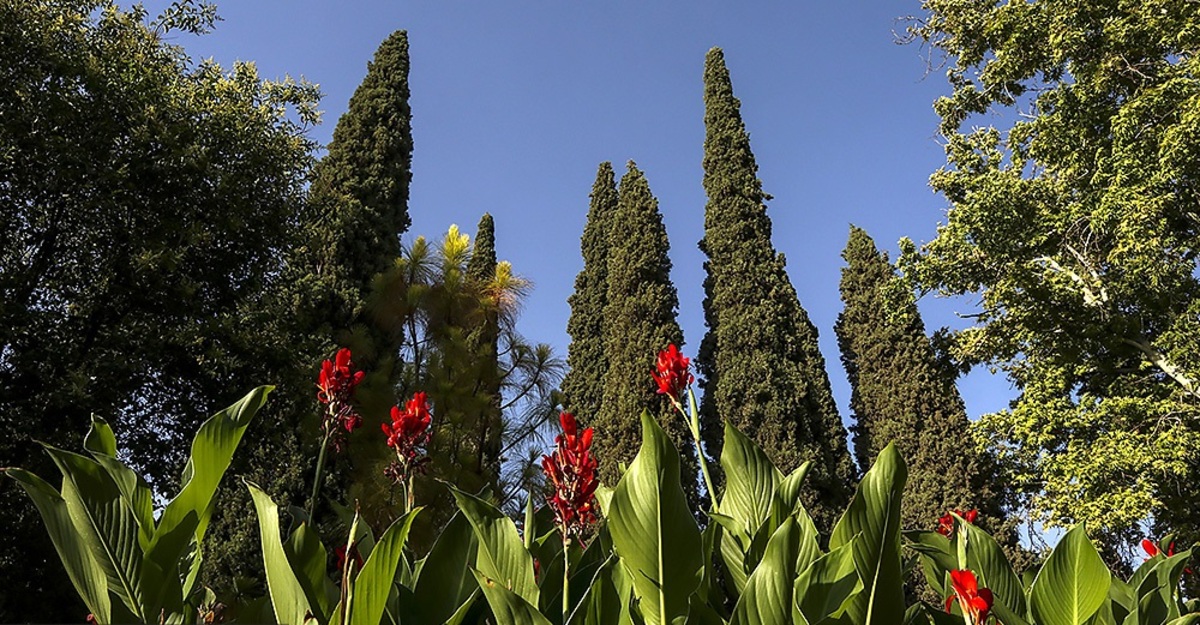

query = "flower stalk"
[656,344,719,512]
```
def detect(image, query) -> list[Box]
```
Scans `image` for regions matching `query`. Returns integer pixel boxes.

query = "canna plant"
[4,386,271,624]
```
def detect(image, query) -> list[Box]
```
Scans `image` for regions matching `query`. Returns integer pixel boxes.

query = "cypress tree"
[467,213,503,488]
[300,28,414,347]
[596,162,700,504]
[696,48,855,528]
[836,226,1009,531]
[562,163,618,422]
[204,30,415,590]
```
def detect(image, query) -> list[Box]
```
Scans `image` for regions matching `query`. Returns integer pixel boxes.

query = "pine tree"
[696,48,855,529]
[835,226,1007,532]
[562,163,618,422]
[596,162,700,504]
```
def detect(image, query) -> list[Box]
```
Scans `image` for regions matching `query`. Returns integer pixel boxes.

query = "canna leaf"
[793,540,862,625]
[5,468,112,621]
[608,411,702,625]
[829,443,906,625]
[471,567,555,625]
[730,517,802,625]
[956,513,1026,617]
[448,485,540,606]
[349,508,420,625]
[1029,524,1110,625]
[247,482,312,625]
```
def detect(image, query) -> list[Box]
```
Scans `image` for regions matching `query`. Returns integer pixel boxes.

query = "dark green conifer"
[562,163,618,422]
[467,213,503,486]
[696,48,855,528]
[836,226,1009,531]
[597,162,700,504]
[301,28,414,342]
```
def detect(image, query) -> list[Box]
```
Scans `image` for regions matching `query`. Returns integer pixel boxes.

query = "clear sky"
[145,0,1014,425]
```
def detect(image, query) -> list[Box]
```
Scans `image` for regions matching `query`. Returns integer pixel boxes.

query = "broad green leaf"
[1166,616,1200,625]
[471,567,555,625]
[957,514,1026,616]
[719,421,782,597]
[286,522,333,624]
[1107,576,1134,624]
[829,443,906,625]
[411,511,479,624]
[731,517,802,625]
[449,485,539,606]
[1030,525,1110,625]
[719,421,782,537]
[608,411,702,625]
[83,416,118,457]
[769,462,812,529]
[349,509,420,625]
[46,447,146,620]
[5,468,112,620]
[794,541,863,625]
[903,530,955,597]
[247,482,312,625]
[157,386,270,547]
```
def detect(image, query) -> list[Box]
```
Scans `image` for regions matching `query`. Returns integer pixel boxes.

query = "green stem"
[307,430,332,523]
[681,389,719,513]
[562,534,571,624]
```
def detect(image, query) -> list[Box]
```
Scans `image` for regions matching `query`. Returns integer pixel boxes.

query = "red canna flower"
[653,344,693,400]
[937,508,979,537]
[316,347,366,451]
[1143,538,1194,574]
[945,569,994,625]
[542,412,600,542]
[382,392,433,476]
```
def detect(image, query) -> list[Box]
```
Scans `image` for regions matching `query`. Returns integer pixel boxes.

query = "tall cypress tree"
[467,213,503,488]
[836,226,1008,531]
[562,163,618,422]
[696,48,855,528]
[204,30,416,590]
[597,162,700,503]
[299,28,414,351]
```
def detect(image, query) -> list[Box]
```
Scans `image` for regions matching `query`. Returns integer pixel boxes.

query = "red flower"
[333,542,363,573]
[1143,538,1193,574]
[542,412,600,542]
[315,348,366,449]
[945,569,994,625]
[937,509,979,537]
[652,344,693,400]
[382,391,433,480]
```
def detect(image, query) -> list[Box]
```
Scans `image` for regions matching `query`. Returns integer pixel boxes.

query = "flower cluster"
[936,508,979,537]
[316,348,366,451]
[653,344,693,401]
[542,412,600,542]
[945,569,994,625]
[382,391,433,481]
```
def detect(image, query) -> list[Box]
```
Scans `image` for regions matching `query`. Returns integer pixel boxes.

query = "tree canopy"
[901,0,1200,549]
[0,1,319,619]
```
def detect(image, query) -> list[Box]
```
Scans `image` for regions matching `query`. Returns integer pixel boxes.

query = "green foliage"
[835,227,1013,548]
[300,28,413,333]
[900,0,1200,550]
[696,46,855,530]
[592,162,698,505]
[563,163,618,429]
[0,2,318,618]
[6,387,270,623]
[357,225,563,542]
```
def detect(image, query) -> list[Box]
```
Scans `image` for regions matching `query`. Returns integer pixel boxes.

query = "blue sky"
[147,1,1014,423]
